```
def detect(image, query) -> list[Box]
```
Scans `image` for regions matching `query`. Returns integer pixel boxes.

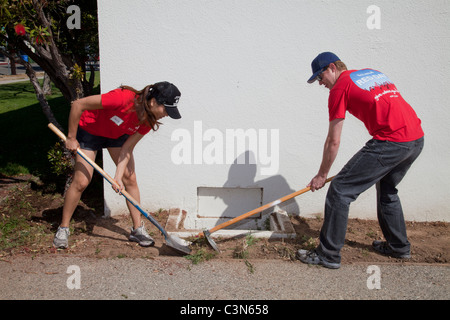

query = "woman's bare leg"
[60,150,97,227]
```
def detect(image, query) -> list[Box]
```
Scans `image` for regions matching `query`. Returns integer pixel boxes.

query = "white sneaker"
[129,223,155,247]
[53,226,70,249]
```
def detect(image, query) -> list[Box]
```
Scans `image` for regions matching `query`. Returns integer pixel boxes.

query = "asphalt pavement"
[0,255,448,303]
[0,62,42,77]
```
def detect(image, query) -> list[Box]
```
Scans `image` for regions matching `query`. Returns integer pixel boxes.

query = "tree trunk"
[22,59,61,130]
[9,58,16,75]
[22,59,74,193]
[43,72,52,95]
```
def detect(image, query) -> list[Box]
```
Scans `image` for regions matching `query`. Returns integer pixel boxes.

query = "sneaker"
[296,249,341,269]
[129,223,155,247]
[372,240,411,259]
[53,226,70,249]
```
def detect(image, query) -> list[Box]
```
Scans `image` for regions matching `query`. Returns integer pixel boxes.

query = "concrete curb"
[166,208,297,240]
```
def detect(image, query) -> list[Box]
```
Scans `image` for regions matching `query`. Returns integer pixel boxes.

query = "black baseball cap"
[307,52,340,84]
[147,81,182,119]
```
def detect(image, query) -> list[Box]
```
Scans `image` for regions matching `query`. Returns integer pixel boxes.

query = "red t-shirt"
[79,88,151,139]
[328,69,424,142]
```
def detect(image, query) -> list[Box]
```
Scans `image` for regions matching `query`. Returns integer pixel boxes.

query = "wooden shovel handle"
[48,123,184,242]
[47,123,139,207]
[199,176,334,237]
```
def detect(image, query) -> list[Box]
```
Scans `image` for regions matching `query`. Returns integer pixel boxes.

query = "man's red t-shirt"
[328,69,424,142]
[79,88,152,139]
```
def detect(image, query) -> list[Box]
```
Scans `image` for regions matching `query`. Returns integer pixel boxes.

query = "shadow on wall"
[215,150,300,228]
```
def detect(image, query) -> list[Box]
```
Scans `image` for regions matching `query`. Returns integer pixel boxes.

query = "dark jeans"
[317,137,424,263]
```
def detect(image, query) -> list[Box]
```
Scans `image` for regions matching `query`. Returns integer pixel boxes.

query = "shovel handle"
[48,124,125,197]
[48,123,193,254]
[198,175,334,237]
[47,123,170,236]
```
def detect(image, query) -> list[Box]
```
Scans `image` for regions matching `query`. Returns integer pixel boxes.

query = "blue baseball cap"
[307,52,340,84]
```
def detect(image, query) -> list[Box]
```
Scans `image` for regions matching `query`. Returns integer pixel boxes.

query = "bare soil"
[1,174,449,266]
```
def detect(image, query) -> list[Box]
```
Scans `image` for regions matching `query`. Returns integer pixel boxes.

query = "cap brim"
[307,70,321,84]
[165,105,181,119]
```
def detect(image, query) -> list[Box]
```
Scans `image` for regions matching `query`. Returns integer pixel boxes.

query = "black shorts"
[77,127,129,151]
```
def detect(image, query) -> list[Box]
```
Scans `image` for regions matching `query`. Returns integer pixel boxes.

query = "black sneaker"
[372,240,411,259]
[296,249,341,269]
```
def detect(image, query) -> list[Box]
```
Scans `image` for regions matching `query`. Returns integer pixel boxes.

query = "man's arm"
[308,118,344,191]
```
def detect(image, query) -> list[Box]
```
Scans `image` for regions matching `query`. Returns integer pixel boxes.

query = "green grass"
[0,73,103,252]
[0,73,100,177]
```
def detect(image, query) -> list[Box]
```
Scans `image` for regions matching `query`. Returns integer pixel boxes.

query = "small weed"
[300,235,317,250]
[278,246,296,261]
[360,248,370,257]
[244,259,255,274]
[233,233,259,260]
[153,208,165,220]
[47,142,74,176]
[185,248,216,264]
[264,217,271,231]
[234,234,259,274]
[366,230,377,238]
[233,245,249,259]
[245,233,258,247]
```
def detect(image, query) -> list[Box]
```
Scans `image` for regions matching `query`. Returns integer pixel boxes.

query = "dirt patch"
[1,175,449,266]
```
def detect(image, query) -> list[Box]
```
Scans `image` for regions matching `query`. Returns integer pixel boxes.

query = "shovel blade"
[203,230,220,252]
[165,234,191,255]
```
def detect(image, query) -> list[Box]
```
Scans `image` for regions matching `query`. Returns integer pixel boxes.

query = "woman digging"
[53,82,182,249]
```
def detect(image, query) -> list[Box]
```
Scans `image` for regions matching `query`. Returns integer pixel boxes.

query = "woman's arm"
[112,132,145,192]
[66,95,103,151]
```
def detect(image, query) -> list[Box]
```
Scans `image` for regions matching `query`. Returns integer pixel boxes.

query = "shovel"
[197,176,334,252]
[48,123,191,255]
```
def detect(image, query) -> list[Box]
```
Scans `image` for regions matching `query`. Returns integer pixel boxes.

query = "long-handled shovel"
[197,176,334,252]
[48,123,191,255]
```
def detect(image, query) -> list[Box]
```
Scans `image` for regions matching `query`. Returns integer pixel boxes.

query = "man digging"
[298,52,424,269]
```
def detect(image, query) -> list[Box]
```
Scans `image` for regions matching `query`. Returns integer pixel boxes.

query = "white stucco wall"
[97,0,450,223]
